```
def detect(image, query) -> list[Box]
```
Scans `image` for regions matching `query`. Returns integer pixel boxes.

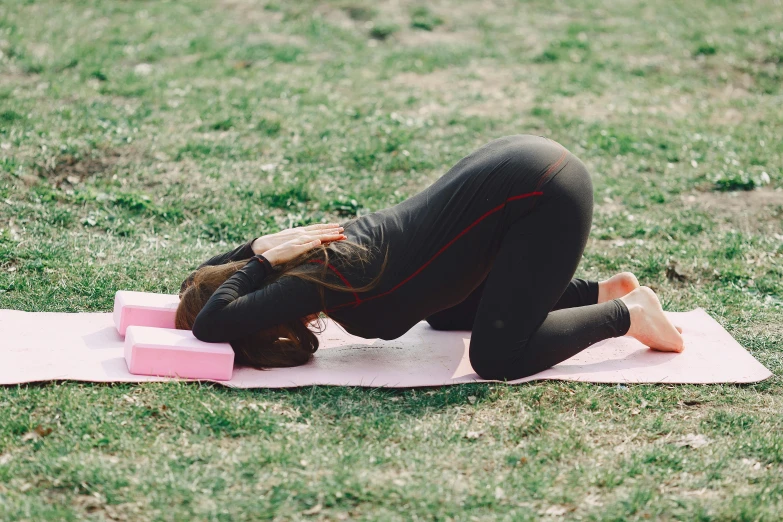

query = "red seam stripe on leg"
[534,147,567,192]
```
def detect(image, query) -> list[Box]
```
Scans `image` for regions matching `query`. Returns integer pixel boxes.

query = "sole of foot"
[620,286,685,352]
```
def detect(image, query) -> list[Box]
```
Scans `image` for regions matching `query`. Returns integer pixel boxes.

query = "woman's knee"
[469,345,538,381]
[468,354,506,380]
[470,357,537,382]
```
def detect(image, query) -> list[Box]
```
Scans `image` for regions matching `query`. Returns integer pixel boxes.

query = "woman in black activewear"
[177,135,684,381]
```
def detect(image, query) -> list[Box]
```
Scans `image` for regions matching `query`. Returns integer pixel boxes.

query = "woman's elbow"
[191,315,221,343]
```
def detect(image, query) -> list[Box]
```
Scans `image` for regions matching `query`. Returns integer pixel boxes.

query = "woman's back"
[324,135,564,339]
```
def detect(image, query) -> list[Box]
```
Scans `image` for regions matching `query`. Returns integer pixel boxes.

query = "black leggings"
[426,152,631,381]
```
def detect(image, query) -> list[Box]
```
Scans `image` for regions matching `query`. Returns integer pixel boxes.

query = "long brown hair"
[176,235,387,369]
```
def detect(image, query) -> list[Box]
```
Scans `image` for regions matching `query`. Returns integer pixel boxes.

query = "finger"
[314,231,347,240]
[303,223,331,230]
[291,233,345,247]
[304,223,341,231]
[288,238,319,252]
[300,227,344,237]
[316,236,347,245]
[293,235,322,245]
[298,231,344,242]
[312,228,344,236]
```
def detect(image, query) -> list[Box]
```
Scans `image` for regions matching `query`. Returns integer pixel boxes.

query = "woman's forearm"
[190,257,323,343]
[191,257,271,342]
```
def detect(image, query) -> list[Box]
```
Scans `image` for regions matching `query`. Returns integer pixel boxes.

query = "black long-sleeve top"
[182,135,555,343]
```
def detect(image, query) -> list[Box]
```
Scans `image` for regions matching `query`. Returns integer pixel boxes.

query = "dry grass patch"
[682,188,783,235]
[398,28,480,47]
[218,0,284,25]
[393,64,534,118]
[552,87,696,123]
[35,149,127,188]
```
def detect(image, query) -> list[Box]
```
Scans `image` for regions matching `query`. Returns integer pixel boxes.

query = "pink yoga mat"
[0,309,771,387]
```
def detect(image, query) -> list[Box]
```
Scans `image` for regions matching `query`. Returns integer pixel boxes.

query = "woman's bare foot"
[620,287,685,352]
[598,272,640,303]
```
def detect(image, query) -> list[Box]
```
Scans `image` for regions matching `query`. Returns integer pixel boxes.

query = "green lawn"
[1,0,782,519]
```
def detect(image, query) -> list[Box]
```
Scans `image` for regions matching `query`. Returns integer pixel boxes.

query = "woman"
[177,135,683,381]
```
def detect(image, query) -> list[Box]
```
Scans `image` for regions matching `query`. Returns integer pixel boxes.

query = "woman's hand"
[252,223,344,255]
[261,229,347,266]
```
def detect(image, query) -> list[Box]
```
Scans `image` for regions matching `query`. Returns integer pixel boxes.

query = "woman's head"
[176,236,386,369]
[176,261,319,368]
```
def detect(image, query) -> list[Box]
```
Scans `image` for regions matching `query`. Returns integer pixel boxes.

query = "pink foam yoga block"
[124,326,234,380]
[113,291,180,336]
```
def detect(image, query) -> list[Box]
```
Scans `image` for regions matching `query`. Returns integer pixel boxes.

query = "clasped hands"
[251,223,347,267]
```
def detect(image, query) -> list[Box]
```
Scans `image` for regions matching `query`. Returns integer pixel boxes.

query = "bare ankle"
[597,280,608,303]
[597,279,619,303]
[620,297,643,336]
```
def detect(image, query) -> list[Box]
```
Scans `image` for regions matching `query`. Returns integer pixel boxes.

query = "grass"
[1,0,782,519]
